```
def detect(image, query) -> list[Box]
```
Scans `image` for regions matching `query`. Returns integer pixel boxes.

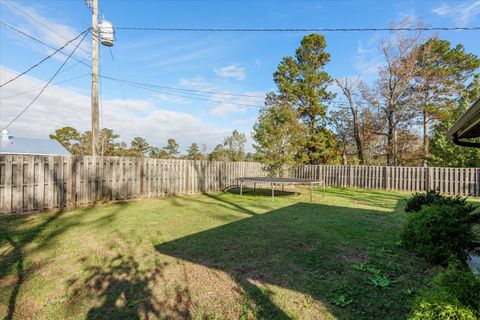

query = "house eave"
[447,97,480,147]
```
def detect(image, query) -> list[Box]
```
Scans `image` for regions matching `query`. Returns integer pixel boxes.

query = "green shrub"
[401,204,479,264]
[408,298,478,320]
[405,190,467,213]
[433,262,480,311]
[408,262,480,320]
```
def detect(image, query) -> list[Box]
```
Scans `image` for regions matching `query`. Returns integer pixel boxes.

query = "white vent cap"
[1,129,9,141]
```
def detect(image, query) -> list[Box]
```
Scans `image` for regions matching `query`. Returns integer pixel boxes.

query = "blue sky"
[1,0,480,152]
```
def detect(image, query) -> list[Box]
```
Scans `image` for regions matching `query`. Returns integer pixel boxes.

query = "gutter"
[451,134,480,148]
[447,97,480,147]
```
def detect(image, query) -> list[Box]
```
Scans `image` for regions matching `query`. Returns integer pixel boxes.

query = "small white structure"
[98,19,115,47]
[2,129,9,143]
[0,130,69,156]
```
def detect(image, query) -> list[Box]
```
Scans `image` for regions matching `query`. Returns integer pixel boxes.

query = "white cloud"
[233,118,256,126]
[432,1,480,26]
[152,93,191,105]
[2,2,90,59]
[209,91,264,118]
[214,65,246,80]
[353,40,382,79]
[211,103,247,118]
[0,66,230,149]
[179,76,211,88]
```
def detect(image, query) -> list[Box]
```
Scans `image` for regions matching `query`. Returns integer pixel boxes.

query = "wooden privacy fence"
[3,155,480,214]
[294,165,480,197]
[0,155,266,214]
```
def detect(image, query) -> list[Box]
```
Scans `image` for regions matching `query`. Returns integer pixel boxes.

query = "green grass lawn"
[0,187,437,320]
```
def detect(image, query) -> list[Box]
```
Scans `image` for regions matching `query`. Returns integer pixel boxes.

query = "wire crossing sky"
[1,0,480,151]
[116,26,480,32]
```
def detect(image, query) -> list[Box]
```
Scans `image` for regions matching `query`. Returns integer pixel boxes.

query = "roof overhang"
[447,97,480,147]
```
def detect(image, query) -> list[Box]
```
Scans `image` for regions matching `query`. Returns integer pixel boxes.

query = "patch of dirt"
[159,261,244,318]
[0,274,18,286]
[339,246,368,264]
[6,298,40,320]
[287,240,315,252]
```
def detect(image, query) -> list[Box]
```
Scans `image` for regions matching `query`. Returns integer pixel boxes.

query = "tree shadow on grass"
[155,201,432,319]
[66,237,197,320]
[0,180,130,320]
[0,210,64,320]
[70,254,166,320]
[326,187,407,211]
[196,188,297,217]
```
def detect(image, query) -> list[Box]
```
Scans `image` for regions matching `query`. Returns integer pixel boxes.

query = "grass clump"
[401,203,479,264]
[405,190,467,213]
[0,188,436,319]
[408,261,480,320]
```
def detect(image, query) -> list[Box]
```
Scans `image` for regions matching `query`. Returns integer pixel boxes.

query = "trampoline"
[235,177,324,202]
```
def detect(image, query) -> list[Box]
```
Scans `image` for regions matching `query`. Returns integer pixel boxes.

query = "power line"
[1,30,90,131]
[100,75,266,99]
[0,74,89,101]
[103,78,263,107]
[100,75,352,107]
[3,0,91,56]
[116,26,480,32]
[107,47,139,137]
[0,21,92,69]
[0,29,90,88]
[0,57,90,100]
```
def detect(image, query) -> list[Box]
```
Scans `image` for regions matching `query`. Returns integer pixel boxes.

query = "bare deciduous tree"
[360,23,422,166]
[335,77,364,164]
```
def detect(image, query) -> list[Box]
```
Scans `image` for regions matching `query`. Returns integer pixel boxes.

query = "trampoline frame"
[235,177,324,202]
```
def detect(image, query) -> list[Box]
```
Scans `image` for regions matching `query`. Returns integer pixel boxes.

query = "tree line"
[253,19,480,176]
[49,19,480,173]
[49,127,253,161]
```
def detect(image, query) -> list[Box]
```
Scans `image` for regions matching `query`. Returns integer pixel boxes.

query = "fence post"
[140,158,145,198]
[349,166,353,187]
[71,156,77,208]
[5,155,13,213]
[384,166,389,190]
[427,167,433,191]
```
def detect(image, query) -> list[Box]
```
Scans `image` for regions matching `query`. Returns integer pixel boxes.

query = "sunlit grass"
[1,187,436,319]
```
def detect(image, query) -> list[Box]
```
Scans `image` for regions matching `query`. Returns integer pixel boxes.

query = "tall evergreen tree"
[163,138,180,158]
[49,127,81,154]
[413,38,480,166]
[273,33,337,164]
[430,75,480,167]
[130,137,150,157]
[186,143,202,160]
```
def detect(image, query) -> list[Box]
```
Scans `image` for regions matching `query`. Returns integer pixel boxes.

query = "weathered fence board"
[291,165,480,198]
[0,155,267,214]
[3,154,480,215]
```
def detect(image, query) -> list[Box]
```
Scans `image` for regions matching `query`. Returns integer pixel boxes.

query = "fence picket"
[3,155,480,214]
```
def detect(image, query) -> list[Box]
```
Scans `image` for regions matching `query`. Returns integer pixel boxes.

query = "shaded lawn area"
[0,187,437,319]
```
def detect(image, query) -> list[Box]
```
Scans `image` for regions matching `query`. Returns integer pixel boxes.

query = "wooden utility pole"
[91,0,100,156]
